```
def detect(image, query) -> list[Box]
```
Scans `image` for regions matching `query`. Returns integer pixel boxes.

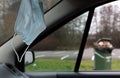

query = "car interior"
[0,0,120,78]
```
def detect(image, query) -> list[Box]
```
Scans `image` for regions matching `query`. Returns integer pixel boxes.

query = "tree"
[53,13,88,50]
[87,3,120,48]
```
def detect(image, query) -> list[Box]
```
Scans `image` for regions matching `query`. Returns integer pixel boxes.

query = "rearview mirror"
[25,51,35,66]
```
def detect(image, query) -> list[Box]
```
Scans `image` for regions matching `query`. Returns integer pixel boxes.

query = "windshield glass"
[0,0,61,46]
[0,0,20,46]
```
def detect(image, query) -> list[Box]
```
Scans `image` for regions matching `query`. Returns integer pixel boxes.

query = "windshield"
[0,0,61,46]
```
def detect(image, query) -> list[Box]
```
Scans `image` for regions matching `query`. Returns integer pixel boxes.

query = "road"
[34,48,120,60]
[35,50,78,60]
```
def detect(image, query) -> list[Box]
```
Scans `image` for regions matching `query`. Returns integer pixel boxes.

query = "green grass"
[112,60,120,70]
[25,59,120,71]
[80,60,94,70]
[26,59,76,71]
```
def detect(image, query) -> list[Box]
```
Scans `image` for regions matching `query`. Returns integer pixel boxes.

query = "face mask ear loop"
[19,45,29,62]
[11,33,20,62]
[11,33,30,62]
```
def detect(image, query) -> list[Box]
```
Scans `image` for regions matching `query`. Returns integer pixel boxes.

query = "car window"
[0,0,61,46]
[0,0,20,46]
[25,12,89,71]
[81,0,120,71]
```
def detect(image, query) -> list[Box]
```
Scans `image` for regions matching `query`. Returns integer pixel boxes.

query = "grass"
[112,60,120,70]
[26,59,76,71]
[25,59,120,71]
[80,60,94,70]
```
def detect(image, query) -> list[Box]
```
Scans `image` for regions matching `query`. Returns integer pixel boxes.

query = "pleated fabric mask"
[14,0,46,45]
[12,0,46,62]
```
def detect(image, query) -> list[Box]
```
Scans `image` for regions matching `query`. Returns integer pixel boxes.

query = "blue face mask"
[14,0,46,45]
